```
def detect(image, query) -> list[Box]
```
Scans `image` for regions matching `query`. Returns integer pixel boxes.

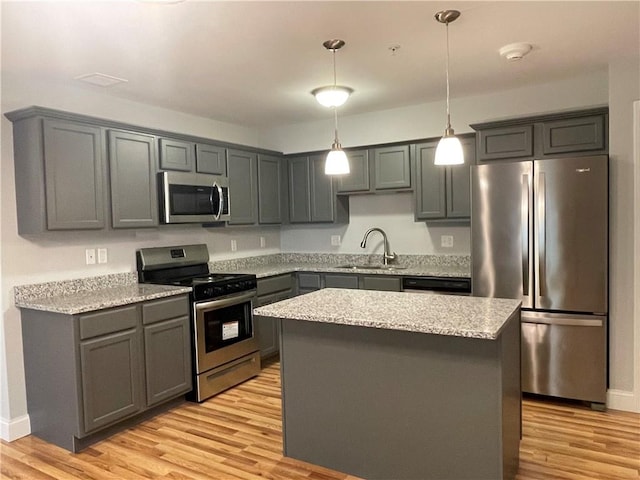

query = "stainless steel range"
[137,244,260,402]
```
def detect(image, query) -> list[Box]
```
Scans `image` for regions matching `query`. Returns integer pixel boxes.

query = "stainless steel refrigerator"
[471,155,608,405]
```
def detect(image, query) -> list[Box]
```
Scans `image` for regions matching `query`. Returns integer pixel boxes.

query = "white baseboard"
[0,414,31,442]
[607,388,640,413]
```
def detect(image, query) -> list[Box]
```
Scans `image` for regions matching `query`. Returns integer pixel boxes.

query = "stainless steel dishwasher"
[402,276,471,295]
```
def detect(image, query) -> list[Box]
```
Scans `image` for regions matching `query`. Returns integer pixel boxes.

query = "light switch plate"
[231,239,237,252]
[98,248,108,264]
[260,236,266,248]
[331,235,341,246]
[441,235,454,248]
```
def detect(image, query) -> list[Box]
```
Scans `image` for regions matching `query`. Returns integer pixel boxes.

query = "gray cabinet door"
[414,141,446,219]
[361,276,402,291]
[373,145,411,190]
[338,149,370,192]
[477,125,534,161]
[288,156,311,223]
[43,119,106,230]
[324,274,359,289]
[542,115,605,155]
[446,137,475,219]
[227,149,258,225]
[143,316,192,407]
[108,130,158,228]
[258,154,283,224]
[79,328,142,433]
[159,138,194,171]
[310,154,335,222]
[196,143,226,175]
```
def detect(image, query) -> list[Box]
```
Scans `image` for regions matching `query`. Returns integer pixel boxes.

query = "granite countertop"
[210,255,470,279]
[14,273,191,315]
[254,288,521,340]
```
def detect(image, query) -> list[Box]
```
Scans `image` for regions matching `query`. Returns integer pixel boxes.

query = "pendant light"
[434,10,464,166]
[317,39,350,175]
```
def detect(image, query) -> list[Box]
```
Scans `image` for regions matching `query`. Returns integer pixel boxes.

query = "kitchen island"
[254,289,522,480]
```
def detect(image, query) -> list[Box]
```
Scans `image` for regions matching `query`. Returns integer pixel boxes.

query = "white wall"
[0,77,281,440]
[606,59,640,410]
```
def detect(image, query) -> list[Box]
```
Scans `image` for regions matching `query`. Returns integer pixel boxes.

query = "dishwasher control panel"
[402,276,471,295]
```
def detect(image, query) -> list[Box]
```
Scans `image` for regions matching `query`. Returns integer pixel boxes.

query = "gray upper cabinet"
[257,154,284,224]
[196,143,226,175]
[542,115,605,155]
[414,135,475,222]
[472,107,608,162]
[288,156,312,222]
[373,145,411,190]
[108,130,158,228]
[337,149,370,193]
[337,146,411,194]
[288,154,349,224]
[159,138,195,171]
[9,115,107,234]
[476,125,534,161]
[227,149,259,225]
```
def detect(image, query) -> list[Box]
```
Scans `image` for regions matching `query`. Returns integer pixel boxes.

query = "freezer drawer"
[521,312,606,404]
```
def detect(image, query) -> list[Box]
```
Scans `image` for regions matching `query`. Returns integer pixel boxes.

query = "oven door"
[193,290,258,374]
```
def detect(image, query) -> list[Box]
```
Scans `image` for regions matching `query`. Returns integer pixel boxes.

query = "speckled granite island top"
[254,288,521,340]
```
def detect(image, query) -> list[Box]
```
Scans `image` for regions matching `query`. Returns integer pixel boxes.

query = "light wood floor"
[1,358,639,480]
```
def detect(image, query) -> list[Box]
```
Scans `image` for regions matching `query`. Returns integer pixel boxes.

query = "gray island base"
[254,289,522,480]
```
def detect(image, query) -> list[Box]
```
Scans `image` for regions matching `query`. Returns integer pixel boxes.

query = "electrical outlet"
[260,236,266,248]
[98,248,108,264]
[331,235,341,246]
[441,235,454,248]
[231,239,237,252]
[85,248,96,265]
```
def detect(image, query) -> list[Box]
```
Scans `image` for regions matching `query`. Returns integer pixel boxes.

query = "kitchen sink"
[335,264,407,271]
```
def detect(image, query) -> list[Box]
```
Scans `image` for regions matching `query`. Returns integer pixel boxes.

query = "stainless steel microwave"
[159,171,230,224]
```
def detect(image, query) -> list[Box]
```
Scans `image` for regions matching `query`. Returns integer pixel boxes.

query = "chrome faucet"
[360,227,397,265]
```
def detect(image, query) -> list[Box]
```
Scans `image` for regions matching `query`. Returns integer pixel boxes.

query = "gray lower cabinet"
[288,155,349,223]
[20,294,191,452]
[414,135,475,222]
[255,274,294,359]
[227,149,259,225]
[196,143,226,175]
[360,276,402,291]
[108,130,158,228]
[324,274,359,289]
[159,137,195,171]
[257,154,286,224]
[10,115,107,234]
[337,146,411,194]
[297,272,402,293]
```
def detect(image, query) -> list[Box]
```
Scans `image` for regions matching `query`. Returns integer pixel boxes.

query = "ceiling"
[2,1,639,128]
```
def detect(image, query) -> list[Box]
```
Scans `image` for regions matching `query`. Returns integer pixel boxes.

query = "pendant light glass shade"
[434,10,464,166]
[312,86,353,107]
[325,143,350,174]
[435,134,464,165]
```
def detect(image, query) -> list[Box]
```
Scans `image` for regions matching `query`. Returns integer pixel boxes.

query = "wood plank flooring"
[1,358,639,480]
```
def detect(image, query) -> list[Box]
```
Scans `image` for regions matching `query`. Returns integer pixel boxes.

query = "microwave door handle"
[210,182,221,220]
[214,183,224,220]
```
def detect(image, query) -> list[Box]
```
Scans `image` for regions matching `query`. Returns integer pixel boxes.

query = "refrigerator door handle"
[537,172,547,299]
[521,314,603,328]
[521,174,530,298]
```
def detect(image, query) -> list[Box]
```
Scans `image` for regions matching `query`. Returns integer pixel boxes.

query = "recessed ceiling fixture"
[317,39,350,175]
[434,10,464,166]
[499,42,532,61]
[311,40,354,108]
[75,73,128,88]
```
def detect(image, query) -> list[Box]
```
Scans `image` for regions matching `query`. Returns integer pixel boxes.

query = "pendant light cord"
[445,21,451,132]
[332,48,340,145]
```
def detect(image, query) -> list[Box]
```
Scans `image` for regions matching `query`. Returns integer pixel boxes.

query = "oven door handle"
[194,290,256,312]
